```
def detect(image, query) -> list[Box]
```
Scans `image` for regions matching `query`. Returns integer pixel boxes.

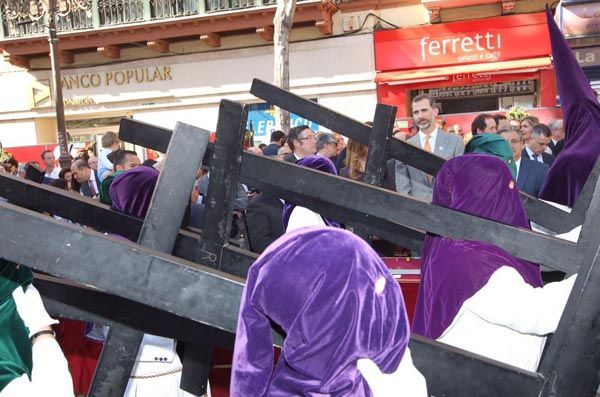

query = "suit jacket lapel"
[435,132,448,156]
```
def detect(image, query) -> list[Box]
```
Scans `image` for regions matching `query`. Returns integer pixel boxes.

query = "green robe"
[0,260,33,390]
[99,171,123,206]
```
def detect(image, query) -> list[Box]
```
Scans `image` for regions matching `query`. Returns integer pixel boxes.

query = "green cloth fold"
[99,171,123,206]
[0,260,33,391]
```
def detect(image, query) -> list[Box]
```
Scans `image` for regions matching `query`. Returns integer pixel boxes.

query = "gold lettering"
[126,69,134,84]
[68,75,79,90]
[143,68,150,82]
[152,67,161,81]
[61,77,71,90]
[80,74,90,89]
[105,72,113,86]
[115,71,126,85]
[163,66,173,81]
[90,74,101,87]
[135,68,144,83]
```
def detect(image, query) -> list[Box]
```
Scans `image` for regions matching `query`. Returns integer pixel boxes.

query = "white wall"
[0,120,37,147]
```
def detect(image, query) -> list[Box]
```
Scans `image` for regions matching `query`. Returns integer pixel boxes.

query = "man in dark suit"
[283,125,317,163]
[501,128,548,197]
[262,130,286,156]
[245,192,284,253]
[522,123,555,166]
[548,119,565,157]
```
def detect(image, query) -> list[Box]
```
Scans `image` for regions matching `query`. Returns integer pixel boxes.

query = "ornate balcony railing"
[0,0,311,38]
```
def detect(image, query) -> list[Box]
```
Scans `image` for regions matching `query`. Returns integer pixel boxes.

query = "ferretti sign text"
[419,33,502,63]
[62,66,173,90]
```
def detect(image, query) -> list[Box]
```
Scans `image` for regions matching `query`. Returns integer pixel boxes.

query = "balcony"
[0,0,298,39]
[0,0,412,68]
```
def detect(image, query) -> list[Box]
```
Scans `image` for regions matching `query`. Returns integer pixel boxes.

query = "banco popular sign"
[61,66,173,90]
[374,13,551,72]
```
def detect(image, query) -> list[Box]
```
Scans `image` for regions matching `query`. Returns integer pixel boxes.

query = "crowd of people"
[0,8,596,396]
[0,93,581,397]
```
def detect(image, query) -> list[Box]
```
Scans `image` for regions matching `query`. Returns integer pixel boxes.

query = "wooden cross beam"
[0,202,553,396]
[117,116,579,274]
[250,78,596,235]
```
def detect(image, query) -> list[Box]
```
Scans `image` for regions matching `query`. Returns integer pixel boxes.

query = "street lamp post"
[47,0,72,169]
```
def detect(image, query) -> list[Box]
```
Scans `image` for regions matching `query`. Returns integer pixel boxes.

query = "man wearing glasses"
[283,125,318,163]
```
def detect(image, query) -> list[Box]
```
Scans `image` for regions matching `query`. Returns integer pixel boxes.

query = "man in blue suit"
[500,128,548,197]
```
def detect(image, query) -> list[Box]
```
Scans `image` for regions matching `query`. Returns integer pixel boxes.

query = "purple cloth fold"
[538,6,600,207]
[412,154,542,339]
[282,155,341,229]
[231,227,410,396]
[109,166,159,219]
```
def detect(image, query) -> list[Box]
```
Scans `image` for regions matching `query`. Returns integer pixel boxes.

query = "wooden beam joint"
[200,33,221,48]
[8,54,29,69]
[316,0,338,35]
[147,39,170,53]
[58,51,74,64]
[97,45,121,59]
[256,26,274,41]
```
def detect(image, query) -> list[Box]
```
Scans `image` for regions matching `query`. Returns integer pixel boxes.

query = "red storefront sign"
[374,13,551,72]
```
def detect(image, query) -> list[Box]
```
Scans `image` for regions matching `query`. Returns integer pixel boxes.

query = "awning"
[375,57,553,85]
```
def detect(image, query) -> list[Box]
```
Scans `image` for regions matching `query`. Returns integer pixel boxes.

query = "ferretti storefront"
[373,12,557,118]
[0,34,378,149]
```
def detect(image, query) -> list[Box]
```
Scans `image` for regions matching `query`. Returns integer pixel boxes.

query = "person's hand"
[357,350,427,397]
[12,284,58,337]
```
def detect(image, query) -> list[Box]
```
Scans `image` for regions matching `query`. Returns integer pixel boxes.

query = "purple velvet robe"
[231,227,410,396]
[412,154,543,339]
[109,166,159,219]
[539,7,600,207]
[282,155,341,229]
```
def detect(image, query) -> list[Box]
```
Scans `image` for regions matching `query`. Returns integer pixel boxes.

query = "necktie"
[423,135,433,183]
[423,135,432,153]
[536,154,542,163]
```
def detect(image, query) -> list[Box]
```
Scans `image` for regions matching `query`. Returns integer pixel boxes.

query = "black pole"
[47,0,72,169]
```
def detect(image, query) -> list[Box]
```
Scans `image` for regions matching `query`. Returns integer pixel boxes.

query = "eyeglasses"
[297,134,316,141]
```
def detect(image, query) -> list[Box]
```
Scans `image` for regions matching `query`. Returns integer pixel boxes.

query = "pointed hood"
[539,5,600,207]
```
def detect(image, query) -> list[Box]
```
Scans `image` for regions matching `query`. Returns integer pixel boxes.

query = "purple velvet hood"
[539,7,600,207]
[109,166,159,219]
[412,154,543,339]
[231,227,410,396]
[282,155,340,229]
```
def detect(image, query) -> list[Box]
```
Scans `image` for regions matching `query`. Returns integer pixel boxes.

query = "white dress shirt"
[524,146,543,163]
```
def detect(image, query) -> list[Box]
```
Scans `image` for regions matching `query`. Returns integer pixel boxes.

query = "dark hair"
[412,93,438,111]
[41,149,53,160]
[112,149,138,168]
[493,114,507,126]
[58,167,71,179]
[287,125,311,151]
[49,178,69,190]
[471,113,493,135]
[5,156,18,169]
[270,130,286,143]
[531,123,552,138]
[141,159,157,168]
[258,143,267,150]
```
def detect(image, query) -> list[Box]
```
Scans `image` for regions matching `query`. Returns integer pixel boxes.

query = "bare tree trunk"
[273,0,296,134]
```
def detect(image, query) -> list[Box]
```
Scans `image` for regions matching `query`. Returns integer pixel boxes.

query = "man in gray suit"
[395,94,464,201]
